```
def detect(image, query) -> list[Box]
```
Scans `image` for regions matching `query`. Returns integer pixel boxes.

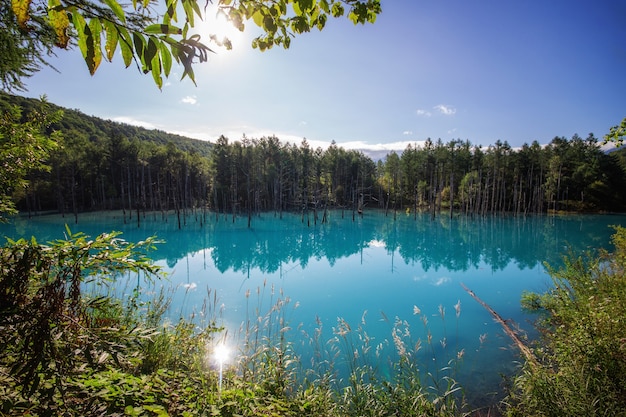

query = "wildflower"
[413,305,421,315]
[457,349,465,360]
[454,300,461,318]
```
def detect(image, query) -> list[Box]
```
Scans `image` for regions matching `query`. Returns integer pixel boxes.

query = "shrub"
[509,226,626,416]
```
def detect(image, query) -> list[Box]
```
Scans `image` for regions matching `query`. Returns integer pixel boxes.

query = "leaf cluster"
[0,1,59,92]
[234,0,382,51]
[0,228,162,405]
[604,116,626,148]
[0,96,61,220]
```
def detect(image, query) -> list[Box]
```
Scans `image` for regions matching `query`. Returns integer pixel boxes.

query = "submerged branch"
[461,283,538,368]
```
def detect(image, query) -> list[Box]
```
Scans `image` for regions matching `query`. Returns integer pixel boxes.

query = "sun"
[193,6,247,52]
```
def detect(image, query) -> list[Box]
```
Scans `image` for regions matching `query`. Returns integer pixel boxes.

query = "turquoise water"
[2,210,625,406]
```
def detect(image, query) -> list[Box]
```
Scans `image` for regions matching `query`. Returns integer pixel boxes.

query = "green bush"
[509,226,626,416]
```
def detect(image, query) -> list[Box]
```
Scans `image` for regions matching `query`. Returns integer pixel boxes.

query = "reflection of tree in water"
[146,211,624,275]
[3,210,622,275]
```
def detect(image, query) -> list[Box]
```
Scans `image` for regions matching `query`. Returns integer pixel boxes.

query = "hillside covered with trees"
[3,93,626,222]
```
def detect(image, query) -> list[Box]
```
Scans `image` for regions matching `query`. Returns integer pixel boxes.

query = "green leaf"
[118,27,133,67]
[102,20,118,61]
[71,9,88,59]
[144,23,182,35]
[159,41,172,77]
[181,0,195,27]
[87,18,103,73]
[263,15,277,33]
[145,37,158,68]
[368,11,378,24]
[293,2,303,16]
[165,0,177,21]
[316,13,326,30]
[319,0,329,13]
[330,2,344,17]
[48,0,70,47]
[252,10,263,27]
[133,32,146,62]
[151,51,162,89]
[103,0,125,23]
[348,11,358,24]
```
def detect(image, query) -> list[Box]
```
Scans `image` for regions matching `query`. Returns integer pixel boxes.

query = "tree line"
[4,94,626,223]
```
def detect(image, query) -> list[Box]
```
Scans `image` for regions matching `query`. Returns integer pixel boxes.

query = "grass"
[506,225,626,416]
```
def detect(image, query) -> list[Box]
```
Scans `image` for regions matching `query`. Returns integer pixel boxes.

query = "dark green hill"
[0,92,213,157]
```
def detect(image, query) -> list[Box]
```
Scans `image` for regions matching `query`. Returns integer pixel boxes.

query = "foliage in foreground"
[0,229,466,416]
[509,225,626,416]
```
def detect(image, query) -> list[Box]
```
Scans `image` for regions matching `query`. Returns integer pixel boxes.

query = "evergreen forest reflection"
[4,210,623,279]
[142,211,621,275]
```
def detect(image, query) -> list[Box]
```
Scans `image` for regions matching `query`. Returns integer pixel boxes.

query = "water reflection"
[2,210,622,275]
[145,212,622,275]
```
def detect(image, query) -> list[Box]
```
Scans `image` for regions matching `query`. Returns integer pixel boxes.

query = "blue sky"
[21,0,626,154]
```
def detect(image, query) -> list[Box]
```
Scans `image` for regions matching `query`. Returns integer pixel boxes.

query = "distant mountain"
[0,92,213,157]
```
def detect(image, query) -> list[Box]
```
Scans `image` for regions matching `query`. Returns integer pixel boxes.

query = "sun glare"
[194,6,246,52]
[213,343,230,365]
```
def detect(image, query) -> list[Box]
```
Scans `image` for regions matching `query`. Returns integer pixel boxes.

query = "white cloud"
[434,104,456,115]
[181,95,198,105]
[111,116,157,130]
[432,276,451,286]
[416,109,432,117]
[158,124,430,160]
[402,130,413,135]
[368,239,386,248]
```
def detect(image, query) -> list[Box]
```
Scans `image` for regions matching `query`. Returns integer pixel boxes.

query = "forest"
[3,92,626,223]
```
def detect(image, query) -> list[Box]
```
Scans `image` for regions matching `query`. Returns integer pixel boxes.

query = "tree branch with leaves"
[604,117,626,148]
[3,0,381,90]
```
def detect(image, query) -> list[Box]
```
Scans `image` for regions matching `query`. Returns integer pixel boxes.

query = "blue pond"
[3,209,625,406]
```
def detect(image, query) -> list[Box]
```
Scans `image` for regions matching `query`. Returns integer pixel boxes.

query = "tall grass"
[506,226,626,416]
[219,282,472,416]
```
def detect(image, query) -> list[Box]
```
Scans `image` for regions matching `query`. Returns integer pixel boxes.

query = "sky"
[20,0,626,156]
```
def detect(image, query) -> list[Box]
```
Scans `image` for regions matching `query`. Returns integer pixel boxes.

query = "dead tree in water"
[461,282,537,368]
